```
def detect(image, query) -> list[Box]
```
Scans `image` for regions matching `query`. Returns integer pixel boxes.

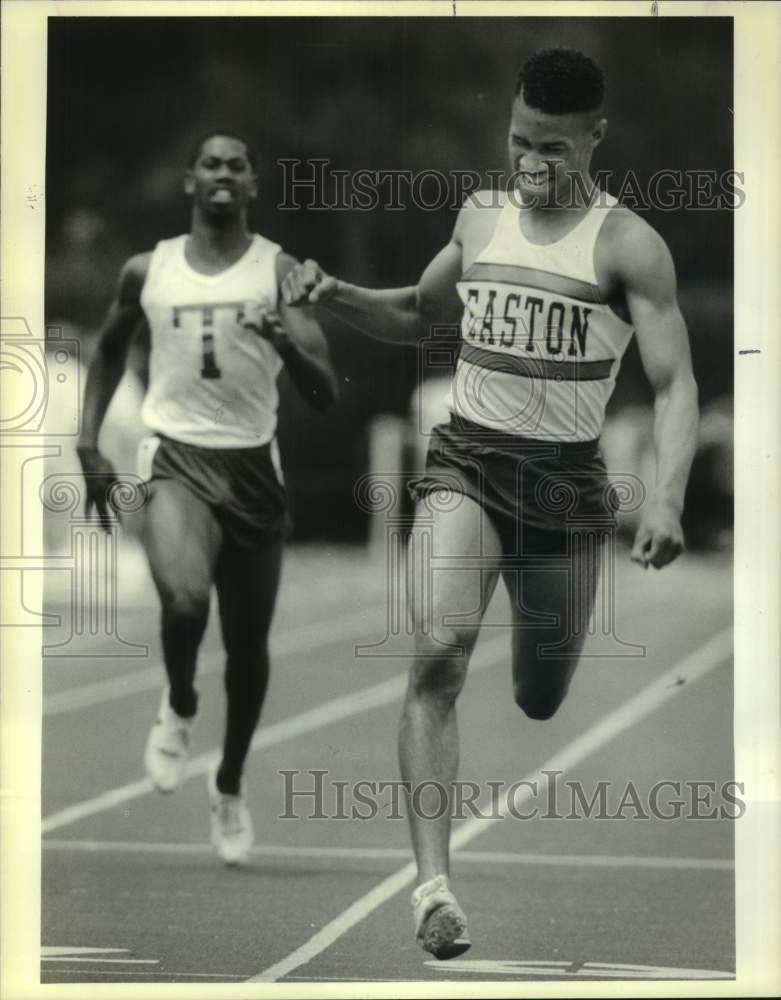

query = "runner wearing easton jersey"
[451,189,633,442]
[78,133,338,866]
[282,49,698,958]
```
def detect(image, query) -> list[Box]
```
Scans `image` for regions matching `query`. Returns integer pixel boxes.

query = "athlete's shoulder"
[251,231,282,249]
[117,251,154,305]
[598,202,677,288]
[146,234,187,256]
[125,249,154,275]
[274,249,297,285]
[464,187,510,210]
[454,188,505,242]
[600,203,674,266]
[458,188,508,216]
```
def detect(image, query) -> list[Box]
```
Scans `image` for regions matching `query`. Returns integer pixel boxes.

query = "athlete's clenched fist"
[281,259,339,306]
[630,499,685,569]
[76,445,121,533]
[242,303,291,354]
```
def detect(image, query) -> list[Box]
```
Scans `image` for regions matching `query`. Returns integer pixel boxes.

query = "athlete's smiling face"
[508,94,605,205]
[185,135,257,217]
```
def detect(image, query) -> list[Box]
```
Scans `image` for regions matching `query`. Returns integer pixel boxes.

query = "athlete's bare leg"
[503,532,602,719]
[143,480,222,718]
[213,535,285,794]
[399,492,502,884]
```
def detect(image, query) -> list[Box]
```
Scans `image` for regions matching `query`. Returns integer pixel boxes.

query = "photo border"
[1,2,778,997]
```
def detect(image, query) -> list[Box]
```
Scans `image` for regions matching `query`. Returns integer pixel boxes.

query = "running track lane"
[249,626,732,982]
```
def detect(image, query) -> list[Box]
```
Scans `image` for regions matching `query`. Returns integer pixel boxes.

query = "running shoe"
[143,687,196,793]
[208,763,254,867]
[411,874,471,959]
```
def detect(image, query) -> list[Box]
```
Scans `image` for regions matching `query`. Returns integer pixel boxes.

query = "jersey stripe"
[460,262,603,304]
[459,343,614,382]
[173,300,247,327]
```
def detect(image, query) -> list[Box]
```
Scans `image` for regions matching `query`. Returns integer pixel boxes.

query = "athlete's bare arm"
[279,205,476,342]
[244,253,339,410]
[77,252,151,529]
[609,214,699,569]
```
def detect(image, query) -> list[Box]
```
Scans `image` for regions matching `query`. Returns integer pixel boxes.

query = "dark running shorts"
[408,415,618,556]
[139,434,293,548]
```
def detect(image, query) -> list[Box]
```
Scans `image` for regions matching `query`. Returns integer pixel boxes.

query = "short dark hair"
[515,48,605,115]
[187,131,258,171]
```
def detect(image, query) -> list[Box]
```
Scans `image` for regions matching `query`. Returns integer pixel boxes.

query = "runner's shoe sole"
[421,904,471,960]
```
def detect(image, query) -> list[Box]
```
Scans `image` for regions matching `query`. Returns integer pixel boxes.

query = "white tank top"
[140,233,282,448]
[448,192,634,441]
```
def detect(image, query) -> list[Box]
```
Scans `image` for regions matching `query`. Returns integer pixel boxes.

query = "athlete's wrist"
[325,278,350,306]
[648,488,684,517]
[271,329,295,359]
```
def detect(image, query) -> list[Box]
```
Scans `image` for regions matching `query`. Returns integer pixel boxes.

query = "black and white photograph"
[0,1,779,995]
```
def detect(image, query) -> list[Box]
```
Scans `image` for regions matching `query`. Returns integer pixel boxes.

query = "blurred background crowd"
[45,15,733,548]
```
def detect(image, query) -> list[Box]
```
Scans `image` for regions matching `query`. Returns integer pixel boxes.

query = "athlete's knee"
[409,657,467,703]
[408,629,474,702]
[512,681,569,720]
[224,648,269,691]
[161,584,210,628]
[224,668,267,712]
[222,621,271,664]
[414,619,478,661]
[514,691,564,720]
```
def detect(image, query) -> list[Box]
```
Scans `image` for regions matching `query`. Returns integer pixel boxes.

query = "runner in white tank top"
[450,189,634,441]
[77,133,338,865]
[140,230,284,448]
[282,48,698,960]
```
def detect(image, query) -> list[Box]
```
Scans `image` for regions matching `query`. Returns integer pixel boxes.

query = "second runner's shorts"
[137,433,293,548]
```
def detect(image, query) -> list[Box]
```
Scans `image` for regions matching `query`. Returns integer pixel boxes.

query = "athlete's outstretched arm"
[619,222,699,569]
[280,217,466,343]
[77,253,150,529]
[243,254,339,410]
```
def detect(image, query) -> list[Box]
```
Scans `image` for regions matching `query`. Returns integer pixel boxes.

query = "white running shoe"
[411,874,471,960]
[208,764,254,867]
[144,688,196,793]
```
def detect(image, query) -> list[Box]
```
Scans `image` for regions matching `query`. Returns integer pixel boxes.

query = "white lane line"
[42,958,158,965]
[41,839,413,859]
[43,568,675,718]
[285,972,734,981]
[249,625,733,983]
[43,971,247,979]
[41,632,508,835]
[42,947,129,955]
[41,838,734,871]
[44,603,385,717]
[454,850,733,871]
[42,775,154,834]
[419,959,734,980]
[266,977,432,983]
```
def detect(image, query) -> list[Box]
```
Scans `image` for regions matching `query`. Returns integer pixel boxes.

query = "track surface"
[42,543,735,984]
